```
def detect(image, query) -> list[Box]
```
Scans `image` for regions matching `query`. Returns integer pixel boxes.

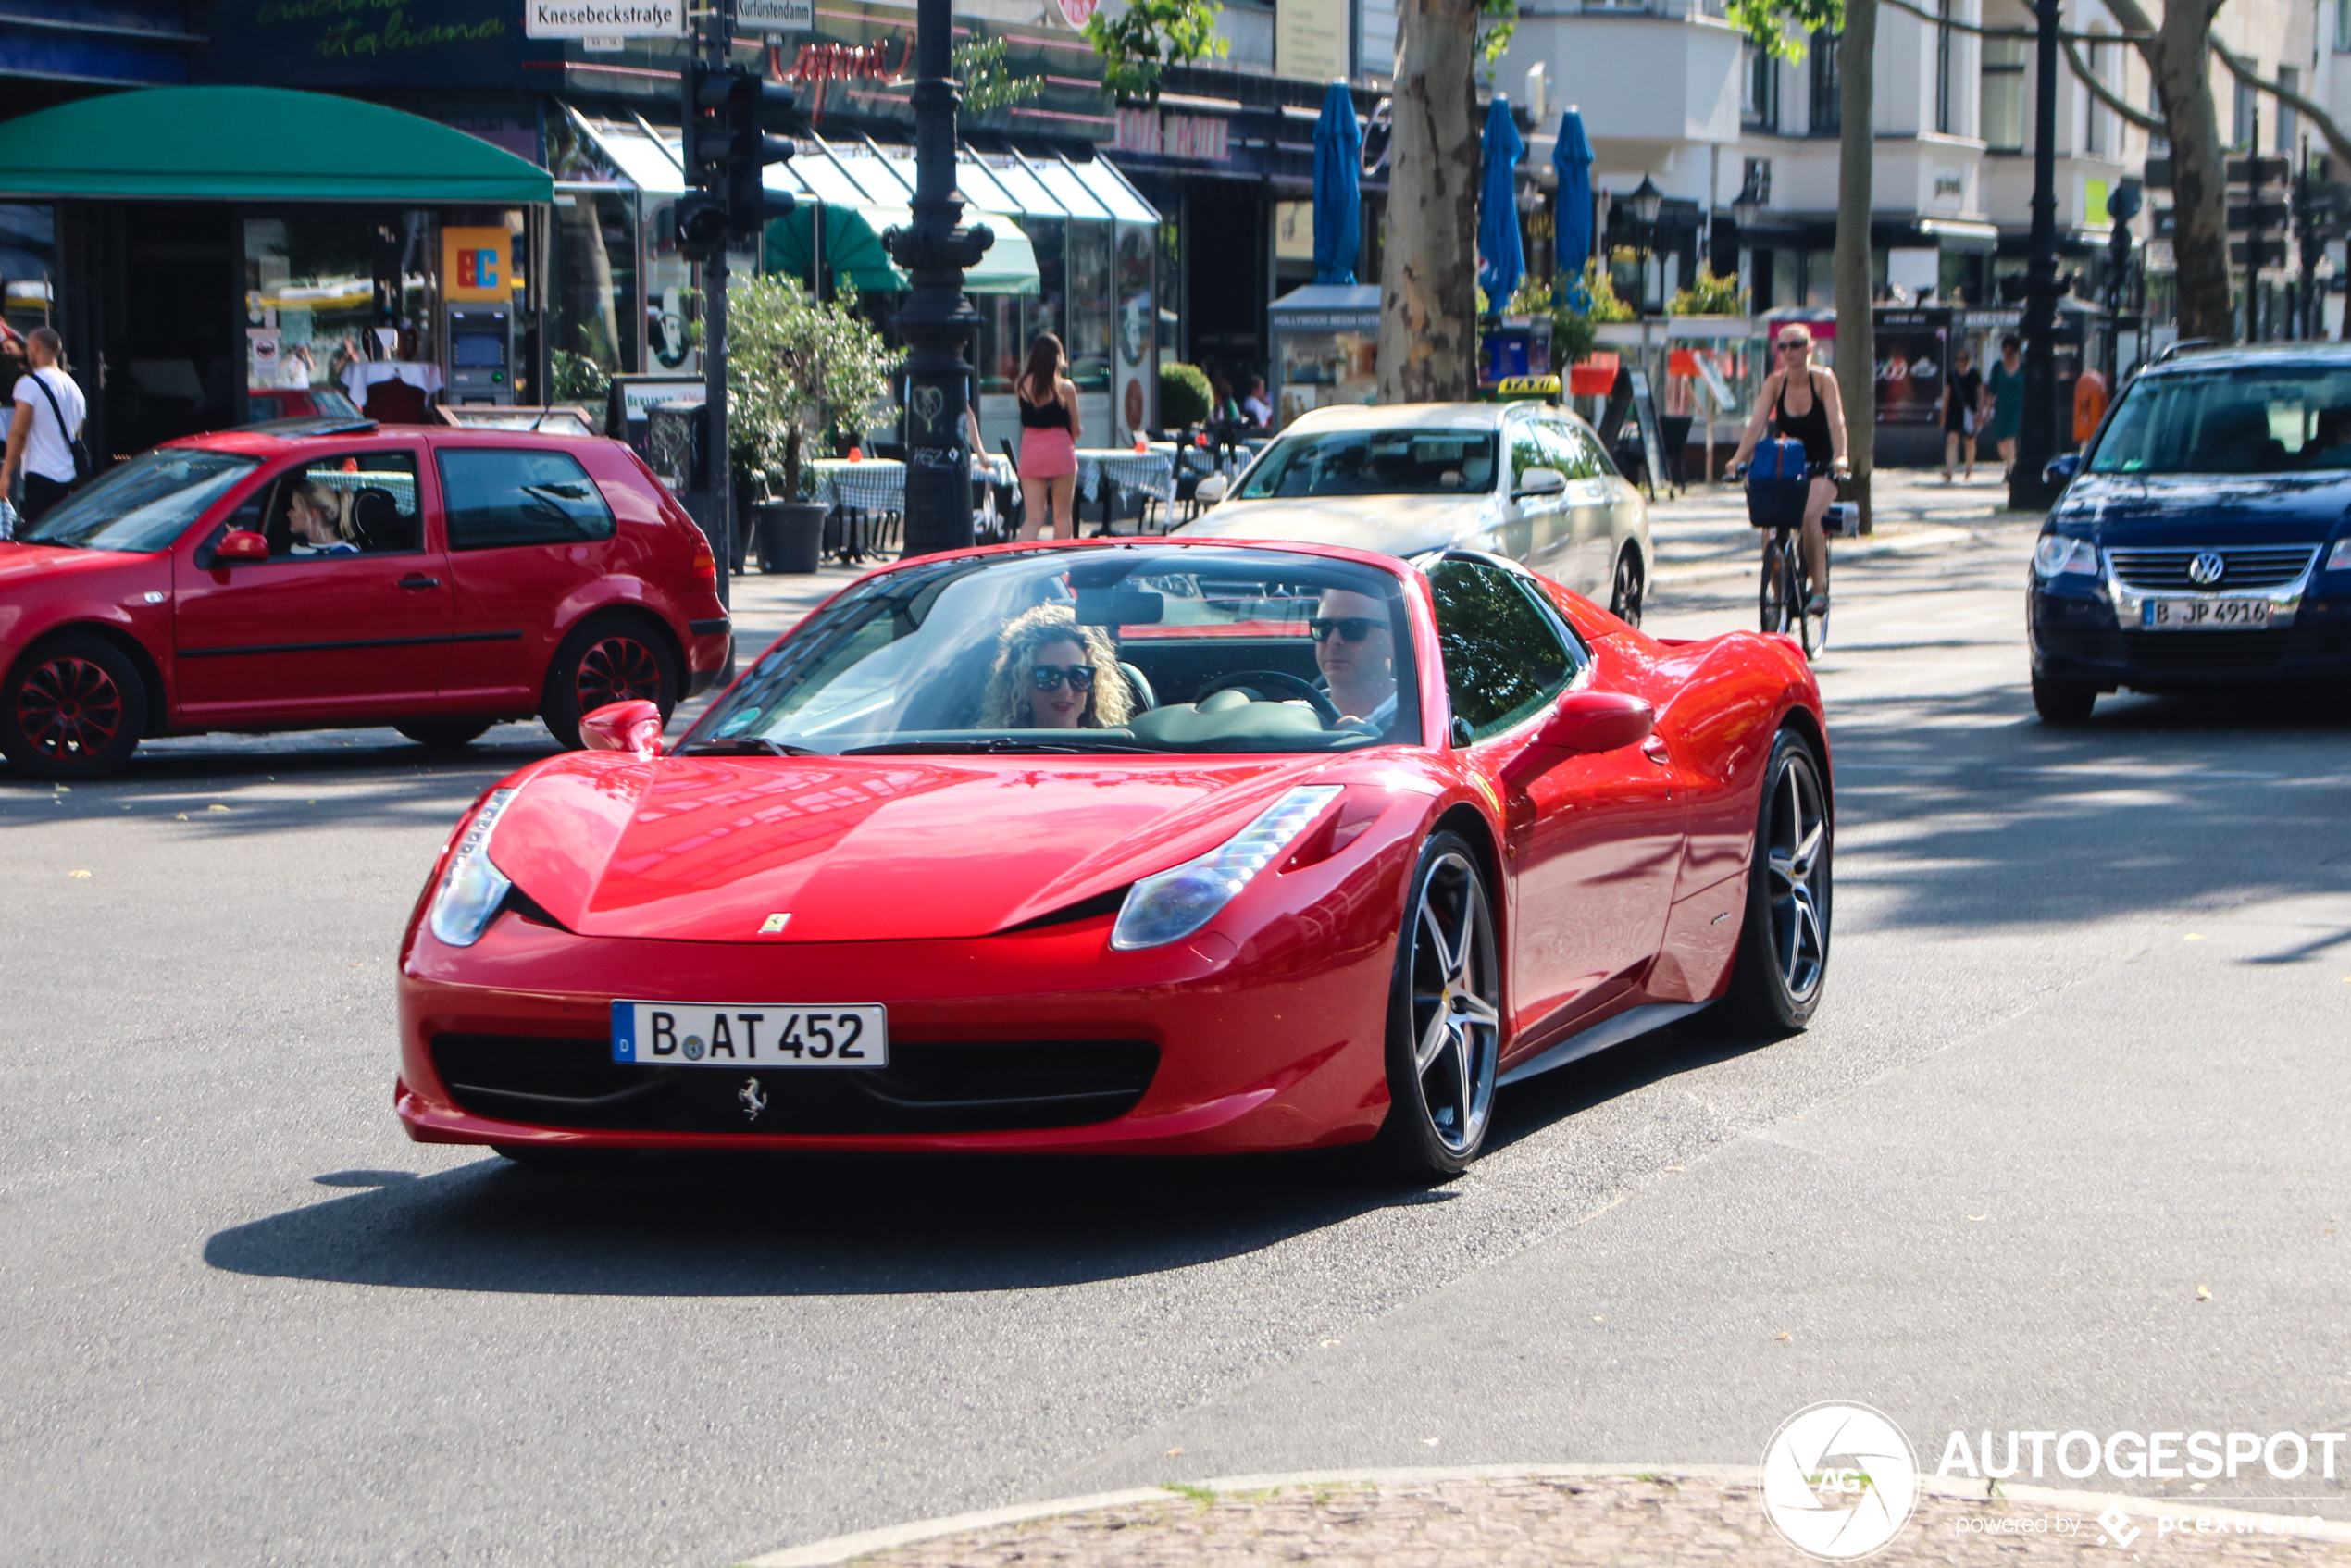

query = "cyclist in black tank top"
[1727,325,1849,616]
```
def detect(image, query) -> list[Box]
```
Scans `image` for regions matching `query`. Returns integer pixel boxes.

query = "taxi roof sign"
[1489,374,1561,402]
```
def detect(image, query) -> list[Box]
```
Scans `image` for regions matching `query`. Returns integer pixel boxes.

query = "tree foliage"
[954,36,1043,115]
[1727,0,1842,58]
[1084,0,1228,103]
[1159,361,1213,427]
[727,274,900,498]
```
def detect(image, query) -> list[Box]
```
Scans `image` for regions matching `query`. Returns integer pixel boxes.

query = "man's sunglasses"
[1030,663,1096,692]
[1309,616,1381,643]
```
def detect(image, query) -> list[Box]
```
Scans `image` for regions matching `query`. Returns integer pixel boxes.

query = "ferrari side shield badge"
[759,913,791,934]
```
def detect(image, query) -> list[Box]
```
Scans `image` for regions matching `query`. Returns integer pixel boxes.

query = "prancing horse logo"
[739,1076,767,1121]
[2188,550,2227,587]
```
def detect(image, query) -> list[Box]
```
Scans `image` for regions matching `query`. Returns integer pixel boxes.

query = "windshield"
[1235,428,1498,499]
[681,546,1423,756]
[2090,366,2351,475]
[17,448,259,552]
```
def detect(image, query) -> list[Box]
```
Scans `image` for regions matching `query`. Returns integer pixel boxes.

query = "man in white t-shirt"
[1241,376,1273,429]
[3,327,86,525]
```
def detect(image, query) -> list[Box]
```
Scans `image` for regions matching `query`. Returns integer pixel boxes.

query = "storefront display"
[1268,283,1380,429]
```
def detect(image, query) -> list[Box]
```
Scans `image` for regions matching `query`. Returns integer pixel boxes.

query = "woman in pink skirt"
[1015,332,1081,540]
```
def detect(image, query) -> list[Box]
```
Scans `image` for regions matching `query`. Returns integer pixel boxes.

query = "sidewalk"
[744,1469,2351,1567]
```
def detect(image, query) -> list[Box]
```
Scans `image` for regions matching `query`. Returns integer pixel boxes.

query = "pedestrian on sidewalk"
[1985,334,2025,477]
[1014,332,1080,541]
[1,326,87,526]
[1940,344,1984,482]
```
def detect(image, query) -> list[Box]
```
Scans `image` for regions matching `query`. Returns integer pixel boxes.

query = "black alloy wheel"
[1610,545,1646,628]
[1720,727,1832,1032]
[0,633,148,780]
[1374,829,1503,1177]
[542,616,679,751]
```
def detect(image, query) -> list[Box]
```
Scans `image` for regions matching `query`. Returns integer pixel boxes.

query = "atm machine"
[444,304,515,404]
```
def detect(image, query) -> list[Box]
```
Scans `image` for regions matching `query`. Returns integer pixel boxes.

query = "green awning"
[765,203,1040,296]
[0,87,554,205]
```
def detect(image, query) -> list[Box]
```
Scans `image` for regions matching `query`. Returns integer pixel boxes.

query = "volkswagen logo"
[738,1076,767,1121]
[2187,550,2227,587]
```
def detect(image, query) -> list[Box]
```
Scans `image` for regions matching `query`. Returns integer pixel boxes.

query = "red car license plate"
[611,1002,888,1066]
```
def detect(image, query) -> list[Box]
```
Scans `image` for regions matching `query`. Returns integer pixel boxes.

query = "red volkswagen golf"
[0,418,731,778]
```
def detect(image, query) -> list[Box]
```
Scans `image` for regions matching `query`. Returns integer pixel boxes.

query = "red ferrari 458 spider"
[396,539,1831,1175]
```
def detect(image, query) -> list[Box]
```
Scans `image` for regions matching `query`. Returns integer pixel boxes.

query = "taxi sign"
[1489,374,1561,402]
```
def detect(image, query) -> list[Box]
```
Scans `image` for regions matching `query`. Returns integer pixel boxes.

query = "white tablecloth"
[341,361,443,405]
[1074,449,1175,504]
[806,454,1015,514]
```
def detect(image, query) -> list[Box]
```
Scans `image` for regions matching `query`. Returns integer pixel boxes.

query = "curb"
[739,1462,2351,1566]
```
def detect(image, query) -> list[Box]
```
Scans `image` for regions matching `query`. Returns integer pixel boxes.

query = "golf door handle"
[398,574,441,590]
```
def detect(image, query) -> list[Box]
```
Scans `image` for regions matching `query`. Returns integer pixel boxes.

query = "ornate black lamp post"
[1630,174,1664,314]
[2009,0,2063,511]
[885,0,993,559]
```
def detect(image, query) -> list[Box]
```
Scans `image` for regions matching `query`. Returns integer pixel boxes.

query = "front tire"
[1609,544,1646,628]
[396,718,494,752]
[1720,728,1832,1033]
[1373,830,1503,1178]
[2032,675,2096,724]
[541,616,678,751]
[1,633,148,779]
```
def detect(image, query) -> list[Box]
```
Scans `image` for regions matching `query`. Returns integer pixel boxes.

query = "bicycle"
[1730,459,1850,660]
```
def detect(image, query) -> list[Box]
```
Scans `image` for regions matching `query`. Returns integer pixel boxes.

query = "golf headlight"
[428,788,517,948]
[2034,535,2100,579]
[1111,785,1342,952]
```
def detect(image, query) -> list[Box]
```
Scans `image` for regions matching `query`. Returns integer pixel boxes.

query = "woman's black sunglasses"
[1308,616,1380,643]
[1030,663,1096,692]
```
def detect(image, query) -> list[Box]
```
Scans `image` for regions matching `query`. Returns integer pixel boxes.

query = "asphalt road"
[5,489,2348,1566]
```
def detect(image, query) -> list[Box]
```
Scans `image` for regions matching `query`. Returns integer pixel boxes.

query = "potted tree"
[728,274,899,574]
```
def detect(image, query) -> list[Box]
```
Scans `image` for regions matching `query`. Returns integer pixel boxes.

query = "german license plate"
[611,1002,887,1067]
[2140,598,2273,631]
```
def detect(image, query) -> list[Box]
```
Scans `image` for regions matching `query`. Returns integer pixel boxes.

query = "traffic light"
[689,69,797,242]
[674,193,730,258]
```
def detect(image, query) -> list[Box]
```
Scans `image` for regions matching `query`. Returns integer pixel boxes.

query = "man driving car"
[1312,586,1396,730]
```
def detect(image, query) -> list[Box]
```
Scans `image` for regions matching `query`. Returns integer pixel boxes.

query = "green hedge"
[1160,361,1213,429]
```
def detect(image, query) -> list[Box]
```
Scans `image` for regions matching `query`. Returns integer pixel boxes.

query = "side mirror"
[1514,466,1568,499]
[212,529,268,564]
[2043,454,2084,490]
[1194,475,1227,505]
[1499,691,1656,787]
[580,699,665,757]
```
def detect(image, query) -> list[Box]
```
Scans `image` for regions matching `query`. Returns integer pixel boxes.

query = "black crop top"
[1018,385,1071,430]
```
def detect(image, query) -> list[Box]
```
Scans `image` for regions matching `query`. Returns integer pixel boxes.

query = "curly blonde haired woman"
[977,604,1134,729]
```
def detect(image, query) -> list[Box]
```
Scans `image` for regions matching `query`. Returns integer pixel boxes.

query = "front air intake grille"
[2108,545,2318,591]
[431,1033,1159,1135]
[2118,630,2293,671]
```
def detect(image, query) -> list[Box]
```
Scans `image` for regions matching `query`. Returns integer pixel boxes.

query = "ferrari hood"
[489,751,1327,943]
[1175,493,1489,556]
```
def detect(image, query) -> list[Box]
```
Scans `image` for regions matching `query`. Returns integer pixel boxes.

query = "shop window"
[438,449,615,551]
[1982,36,2027,152]
[1065,220,1113,392]
[551,190,641,392]
[245,214,438,404]
[0,205,54,340]
[258,452,423,558]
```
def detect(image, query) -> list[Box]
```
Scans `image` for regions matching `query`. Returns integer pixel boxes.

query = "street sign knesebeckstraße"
[738,0,815,31]
[523,0,686,39]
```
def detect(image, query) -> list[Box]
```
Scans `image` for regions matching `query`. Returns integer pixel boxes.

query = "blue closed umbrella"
[1477,94,1525,311]
[1551,108,1594,307]
[1312,80,1362,286]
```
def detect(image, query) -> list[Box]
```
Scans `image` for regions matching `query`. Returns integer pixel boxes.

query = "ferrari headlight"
[428,788,518,948]
[2034,534,2100,579]
[1111,786,1342,952]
